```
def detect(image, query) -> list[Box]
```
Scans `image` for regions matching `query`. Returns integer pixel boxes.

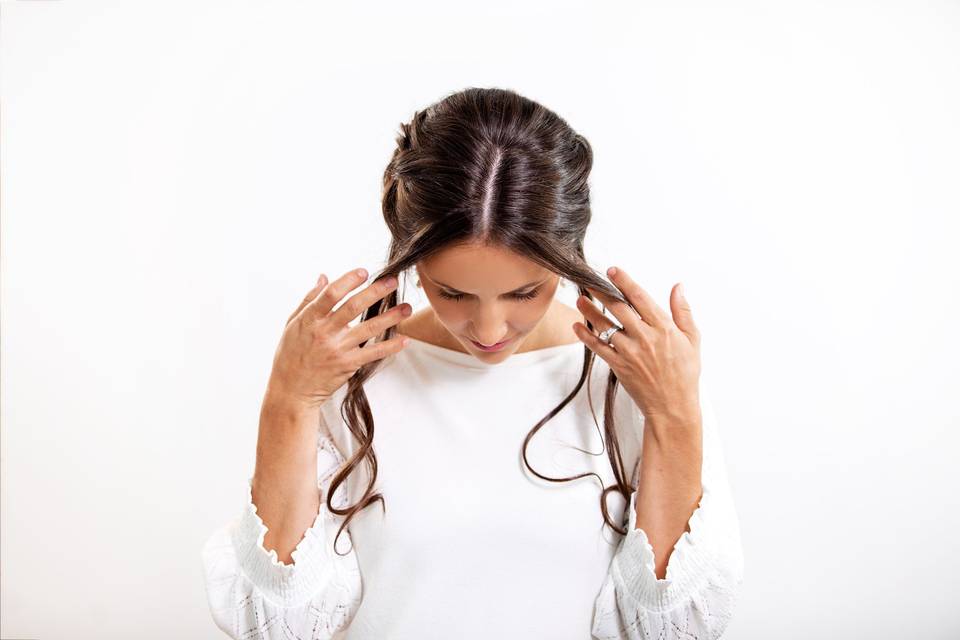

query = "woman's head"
[377,88,621,308]
[374,86,628,356]
[326,87,634,554]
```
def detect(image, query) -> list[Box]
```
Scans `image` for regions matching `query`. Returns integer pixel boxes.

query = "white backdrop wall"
[2,1,958,638]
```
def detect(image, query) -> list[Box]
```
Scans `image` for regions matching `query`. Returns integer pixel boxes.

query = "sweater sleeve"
[591,387,744,639]
[201,414,363,639]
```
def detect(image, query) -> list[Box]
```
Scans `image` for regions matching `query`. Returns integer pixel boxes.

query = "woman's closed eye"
[438,287,541,302]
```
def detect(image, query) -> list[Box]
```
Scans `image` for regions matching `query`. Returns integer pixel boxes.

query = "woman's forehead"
[418,243,553,292]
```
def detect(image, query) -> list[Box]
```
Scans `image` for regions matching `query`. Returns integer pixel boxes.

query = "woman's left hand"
[573,266,703,441]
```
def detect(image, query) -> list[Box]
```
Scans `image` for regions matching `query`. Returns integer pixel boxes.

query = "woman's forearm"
[633,419,704,580]
[250,391,323,565]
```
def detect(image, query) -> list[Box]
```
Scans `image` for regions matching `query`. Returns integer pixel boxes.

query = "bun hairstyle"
[326,87,632,556]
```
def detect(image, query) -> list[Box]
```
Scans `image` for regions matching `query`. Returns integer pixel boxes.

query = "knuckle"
[365,315,391,339]
[345,297,364,318]
[318,288,339,309]
[313,333,335,355]
[620,339,641,358]
[376,305,398,326]
[384,305,406,326]
[336,354,357,374]
[636,332,655,351]
[343,291,372,318]
[312,325,338,348]
[371,342,390,359]
[385,338,404,355]
[327,341,351,364]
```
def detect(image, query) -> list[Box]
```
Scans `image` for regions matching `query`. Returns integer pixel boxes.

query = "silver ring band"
[598,325,623,346]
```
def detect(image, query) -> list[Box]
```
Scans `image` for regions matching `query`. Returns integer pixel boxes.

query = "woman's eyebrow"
[433,277,547,295]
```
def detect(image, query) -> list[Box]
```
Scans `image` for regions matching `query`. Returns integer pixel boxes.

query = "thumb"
[670,282,699,344]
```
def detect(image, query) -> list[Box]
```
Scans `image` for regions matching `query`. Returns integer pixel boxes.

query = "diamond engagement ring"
[598,325,623,347]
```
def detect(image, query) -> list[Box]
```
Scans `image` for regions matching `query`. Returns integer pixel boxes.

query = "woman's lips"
[470,337,512,352]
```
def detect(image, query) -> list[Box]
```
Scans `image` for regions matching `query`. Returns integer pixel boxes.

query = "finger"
[572,321,625,369]
[605,267,670,329]
[575,294,631,352]
[287,273,328,326]
[304,267,372,320]
[343,301,413,349]
[327,272,400,329]
[583,285,651,338]
[345,333,409,368]
[669,282,700,347]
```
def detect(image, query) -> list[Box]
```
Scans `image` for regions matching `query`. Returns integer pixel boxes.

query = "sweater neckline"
[401,335,584,370]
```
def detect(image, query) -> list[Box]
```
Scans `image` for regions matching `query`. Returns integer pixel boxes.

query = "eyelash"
[438,287,541,302]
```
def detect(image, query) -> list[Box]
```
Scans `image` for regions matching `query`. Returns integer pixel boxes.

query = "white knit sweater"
[201,336,744,639]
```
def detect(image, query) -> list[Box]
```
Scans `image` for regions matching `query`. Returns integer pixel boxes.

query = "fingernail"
[317,273,326,285]
[385,276,398,287]
[357,268,368,279]
[608,266,618,276]
[678,282,685,297]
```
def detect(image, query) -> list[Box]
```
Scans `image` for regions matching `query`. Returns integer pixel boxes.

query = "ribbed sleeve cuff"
[611,483,719,612]
[230,476,337,608]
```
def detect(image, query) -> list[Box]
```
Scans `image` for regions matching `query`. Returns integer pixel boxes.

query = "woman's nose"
[470,307,508,344]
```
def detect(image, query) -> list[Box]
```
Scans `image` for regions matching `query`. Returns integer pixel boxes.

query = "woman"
[201,87,744,639]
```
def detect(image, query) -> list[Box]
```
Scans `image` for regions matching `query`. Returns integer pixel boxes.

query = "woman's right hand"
[266,267,412,410]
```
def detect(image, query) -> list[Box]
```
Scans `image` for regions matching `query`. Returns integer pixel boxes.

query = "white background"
[3,1,958,638]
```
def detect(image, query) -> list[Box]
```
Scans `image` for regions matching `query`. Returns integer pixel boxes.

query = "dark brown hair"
[326,87,633,555]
